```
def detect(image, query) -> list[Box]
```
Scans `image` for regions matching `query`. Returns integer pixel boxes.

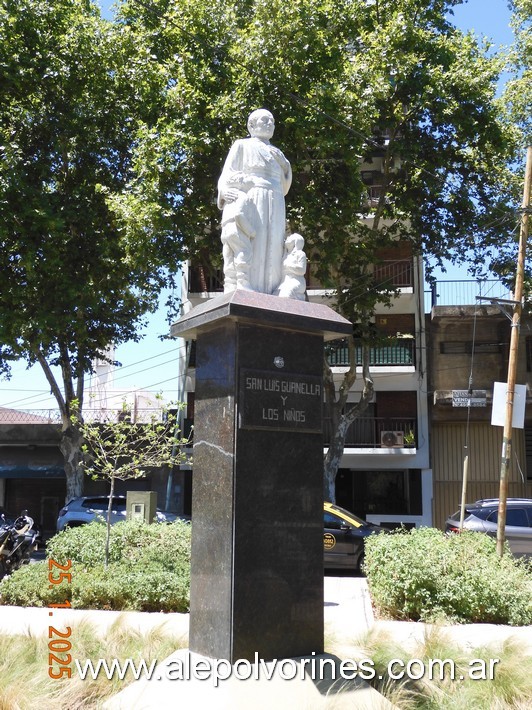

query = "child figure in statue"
[219,172,258,292]
[275,233,307,300]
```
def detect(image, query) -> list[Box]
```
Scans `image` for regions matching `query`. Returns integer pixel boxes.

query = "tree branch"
[344,342,374,423]
[34,349,67,419]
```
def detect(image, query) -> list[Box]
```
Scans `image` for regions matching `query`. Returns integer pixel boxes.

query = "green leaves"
[0,0,186,380]
[117,0,519,307]
[76,403,189,483]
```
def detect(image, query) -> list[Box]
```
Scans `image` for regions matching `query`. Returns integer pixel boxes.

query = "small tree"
[75,403,190,566]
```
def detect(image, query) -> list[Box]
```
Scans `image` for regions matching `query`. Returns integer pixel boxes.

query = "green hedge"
[365,527,532,626]
[0,520,191,613]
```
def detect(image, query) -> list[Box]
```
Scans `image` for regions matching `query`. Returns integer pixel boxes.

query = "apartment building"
[177,234,432,528]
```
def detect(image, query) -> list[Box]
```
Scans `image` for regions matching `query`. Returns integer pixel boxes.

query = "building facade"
[428,303,532,528]
[178,236,432,528]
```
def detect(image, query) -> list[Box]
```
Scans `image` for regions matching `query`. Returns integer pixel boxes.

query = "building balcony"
[189,264,224,294]
[175,416,417,450]
[324,417,417,450]
[325,338,415,368]
[424,279,513,311]
[188,258,414,296]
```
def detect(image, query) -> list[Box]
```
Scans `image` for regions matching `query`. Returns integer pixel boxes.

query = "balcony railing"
[374,260,413,289]
[189,260,414,295]
[326,338,415,367]
[165,416,416,449]
[424,279,513,311]
[324,417,417,448]
[189,265,224,293]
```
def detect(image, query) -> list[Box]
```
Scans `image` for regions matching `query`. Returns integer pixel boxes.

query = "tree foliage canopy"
[0,0,184,396]
[505,0,532,146]
[0,0,187,498]
[119,0,520,320]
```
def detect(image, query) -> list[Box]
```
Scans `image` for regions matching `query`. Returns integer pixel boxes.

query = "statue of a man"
[217,109,292,294]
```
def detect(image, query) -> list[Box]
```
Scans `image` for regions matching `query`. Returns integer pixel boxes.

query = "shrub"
[46,519,191,569]
[365,527,532,626]
[0,562,70,607]
[72,563,189,612]
[0,520,191,613]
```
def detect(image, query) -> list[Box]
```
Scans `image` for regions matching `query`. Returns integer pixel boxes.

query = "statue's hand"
[270,145,288,165]
[223,187,240,204]
[270,146,289,169]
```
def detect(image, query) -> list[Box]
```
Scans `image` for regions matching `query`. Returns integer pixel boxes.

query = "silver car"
[445,498,532,558]
[56,495,178,531]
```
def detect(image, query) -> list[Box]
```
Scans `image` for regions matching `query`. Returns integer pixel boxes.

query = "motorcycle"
[0,510,40,579]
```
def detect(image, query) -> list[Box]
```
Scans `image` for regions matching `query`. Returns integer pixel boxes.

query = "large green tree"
[118,0,519,500]
[505,0,532,144]
[497,0,532,291]
[0,0,184,500]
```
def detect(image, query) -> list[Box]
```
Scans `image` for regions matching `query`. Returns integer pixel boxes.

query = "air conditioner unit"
[380,430,404,447]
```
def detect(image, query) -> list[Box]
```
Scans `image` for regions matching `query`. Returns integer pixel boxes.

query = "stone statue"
[218,109,297,296]
[275,233,307,300]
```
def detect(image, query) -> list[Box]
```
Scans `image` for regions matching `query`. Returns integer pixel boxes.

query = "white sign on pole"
[491,382,527,429]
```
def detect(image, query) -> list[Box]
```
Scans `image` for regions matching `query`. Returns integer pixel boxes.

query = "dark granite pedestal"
[171,291,352,663]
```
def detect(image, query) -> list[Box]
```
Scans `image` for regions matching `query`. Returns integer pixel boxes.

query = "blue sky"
[0,0,517,410]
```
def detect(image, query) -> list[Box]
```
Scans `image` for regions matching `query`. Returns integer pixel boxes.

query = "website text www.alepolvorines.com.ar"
[73,652,500,687]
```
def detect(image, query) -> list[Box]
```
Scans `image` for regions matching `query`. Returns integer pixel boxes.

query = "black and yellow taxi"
[324,501,385,571]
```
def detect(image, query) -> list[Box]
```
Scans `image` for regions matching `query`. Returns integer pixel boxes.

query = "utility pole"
[496,146,532,557]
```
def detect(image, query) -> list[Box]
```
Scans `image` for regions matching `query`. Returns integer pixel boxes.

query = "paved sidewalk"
[0,576,393,710]
[1,575,530,708]
[324,574,374,642]
[0,575,372,641]
[0,604,189,640]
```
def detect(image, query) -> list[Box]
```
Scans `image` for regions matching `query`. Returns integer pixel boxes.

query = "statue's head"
[285,233,304,251]
[248,109,275,140]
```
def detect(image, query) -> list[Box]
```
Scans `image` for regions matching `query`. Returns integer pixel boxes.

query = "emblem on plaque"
[323,533,336,550]
[274,356,285,368]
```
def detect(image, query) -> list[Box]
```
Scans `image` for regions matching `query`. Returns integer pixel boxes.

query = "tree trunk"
[105,475,115,568]
[59,421,85,502]
[323,338,374,504]
[35,347,86,503]
[324,417,351,503]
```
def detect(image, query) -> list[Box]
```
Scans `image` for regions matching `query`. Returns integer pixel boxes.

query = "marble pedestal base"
[171,291,352,662]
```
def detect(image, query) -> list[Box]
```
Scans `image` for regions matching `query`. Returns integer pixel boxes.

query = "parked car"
[445,498,532,558]
[56,495,179,531]
[323,501,385,571]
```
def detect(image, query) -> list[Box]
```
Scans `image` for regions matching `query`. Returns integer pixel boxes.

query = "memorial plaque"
[239,368,322,433]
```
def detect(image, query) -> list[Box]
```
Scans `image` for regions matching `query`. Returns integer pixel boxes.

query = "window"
[486,508,529,527]
[83,497,125,511]
[324,512,346,530]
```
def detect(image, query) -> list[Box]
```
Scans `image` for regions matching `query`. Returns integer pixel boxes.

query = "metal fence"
[323,417,417,448]
[326,338,415,367]
[424,279,513,311]
[0,408,170,425]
